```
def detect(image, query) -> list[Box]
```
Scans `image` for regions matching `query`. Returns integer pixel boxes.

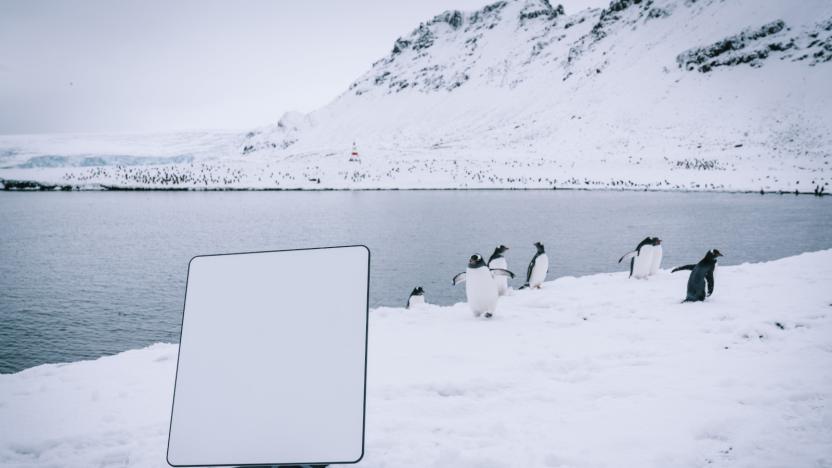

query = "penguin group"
[407,237,725,317]
[619,236,724,302]
[407,242,550,319]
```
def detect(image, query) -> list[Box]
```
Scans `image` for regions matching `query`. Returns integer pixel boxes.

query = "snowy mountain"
[1,0,831,191]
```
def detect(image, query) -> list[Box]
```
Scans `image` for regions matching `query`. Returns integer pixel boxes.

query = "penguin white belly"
[649,245,663,275]
[489,257,509,295]
[632,246,652,279]
[529,254,549,288]
[465,267,499,316]
[408,295,425,308]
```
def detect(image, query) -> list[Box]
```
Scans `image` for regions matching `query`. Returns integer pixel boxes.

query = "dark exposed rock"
[431,10,464,29]
[678,17,832,72]
[677,20,787,71]
[519,1,565,22]
[392,38,411,55]
[590,0,661,42]
[646,7,670,19]
[470,1,508,24]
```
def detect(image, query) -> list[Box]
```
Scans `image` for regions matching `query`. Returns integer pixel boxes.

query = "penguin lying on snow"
[452,254,515,318]
[619,237,661,279]
[671,249,723,302]
[487,245,510,296]
[521,242,548,289]
[407,287,425,308]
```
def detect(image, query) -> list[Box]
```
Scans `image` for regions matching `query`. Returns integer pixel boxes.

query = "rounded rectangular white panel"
[167,245,369,467]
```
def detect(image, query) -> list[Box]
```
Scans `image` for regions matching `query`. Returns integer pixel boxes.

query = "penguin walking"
[521,242,548,289]
[487,245,510,296]
[618,237,658,279]
[671,249,723,302]
[452,254,514,318]
[648,238,663,276]
[406,287,425,309]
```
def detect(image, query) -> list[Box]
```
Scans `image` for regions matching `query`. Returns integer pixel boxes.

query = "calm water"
[1,190,830,373]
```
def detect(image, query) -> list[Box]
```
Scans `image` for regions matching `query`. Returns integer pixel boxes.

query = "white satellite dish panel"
[167,246,370,467]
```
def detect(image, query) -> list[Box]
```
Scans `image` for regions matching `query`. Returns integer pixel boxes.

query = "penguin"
[671,249,723,302]
[639,239,656,277]
[648,237,663,276]
[406,286,425,309]
[487,245,510,296]
[521,242,548,289]
[618,237,655,279]
[452,254,515,318]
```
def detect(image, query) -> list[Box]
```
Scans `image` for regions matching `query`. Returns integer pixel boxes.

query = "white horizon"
[0,0,608,136]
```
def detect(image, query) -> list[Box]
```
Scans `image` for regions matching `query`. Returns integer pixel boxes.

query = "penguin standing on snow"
[671,249,723,302]
[406,287,425,308]
[648,237,663,276]
[488,245,510,296]
[453,254,514,318]
[618,237,657,279]
[522,242,548,289]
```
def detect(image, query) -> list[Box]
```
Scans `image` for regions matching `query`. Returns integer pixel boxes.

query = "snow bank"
[2,251,831,467]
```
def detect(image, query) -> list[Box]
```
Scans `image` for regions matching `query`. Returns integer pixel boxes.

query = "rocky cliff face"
[239,0,831,173]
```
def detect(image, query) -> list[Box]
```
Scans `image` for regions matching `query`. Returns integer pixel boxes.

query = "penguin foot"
[484,312,493,318]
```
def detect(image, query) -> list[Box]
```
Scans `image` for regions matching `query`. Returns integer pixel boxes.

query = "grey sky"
[0,0,608,135]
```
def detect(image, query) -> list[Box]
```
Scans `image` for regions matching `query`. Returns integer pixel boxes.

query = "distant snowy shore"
[0,151,829,194]
[2,250,831,467]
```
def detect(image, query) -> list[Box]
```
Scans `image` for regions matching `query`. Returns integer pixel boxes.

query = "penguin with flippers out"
[487,245,510,296]
[407,287,425,309]
[672,249,723,302]
[453,254,514,318]
[618,237,655,279]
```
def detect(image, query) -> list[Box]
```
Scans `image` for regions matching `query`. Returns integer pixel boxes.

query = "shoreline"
[0,178,828,196]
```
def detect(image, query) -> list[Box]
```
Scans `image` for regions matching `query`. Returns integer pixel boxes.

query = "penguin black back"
[488,245,509,265]
[469,254,487,269]
[406,286,425,308]
[525,242,546,285]
[673,249,723,302]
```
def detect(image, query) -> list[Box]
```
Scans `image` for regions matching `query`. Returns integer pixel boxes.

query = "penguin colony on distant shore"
[406,239,723,318]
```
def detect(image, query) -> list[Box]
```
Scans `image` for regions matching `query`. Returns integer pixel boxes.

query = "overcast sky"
[0,0,608,135]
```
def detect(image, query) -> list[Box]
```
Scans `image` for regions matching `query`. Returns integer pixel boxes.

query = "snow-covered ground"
[2,250,831,467]
[1,0,831,192]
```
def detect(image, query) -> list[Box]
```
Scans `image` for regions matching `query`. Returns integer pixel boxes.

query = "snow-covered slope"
[2,251,831,467]
[2,0,831,191]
